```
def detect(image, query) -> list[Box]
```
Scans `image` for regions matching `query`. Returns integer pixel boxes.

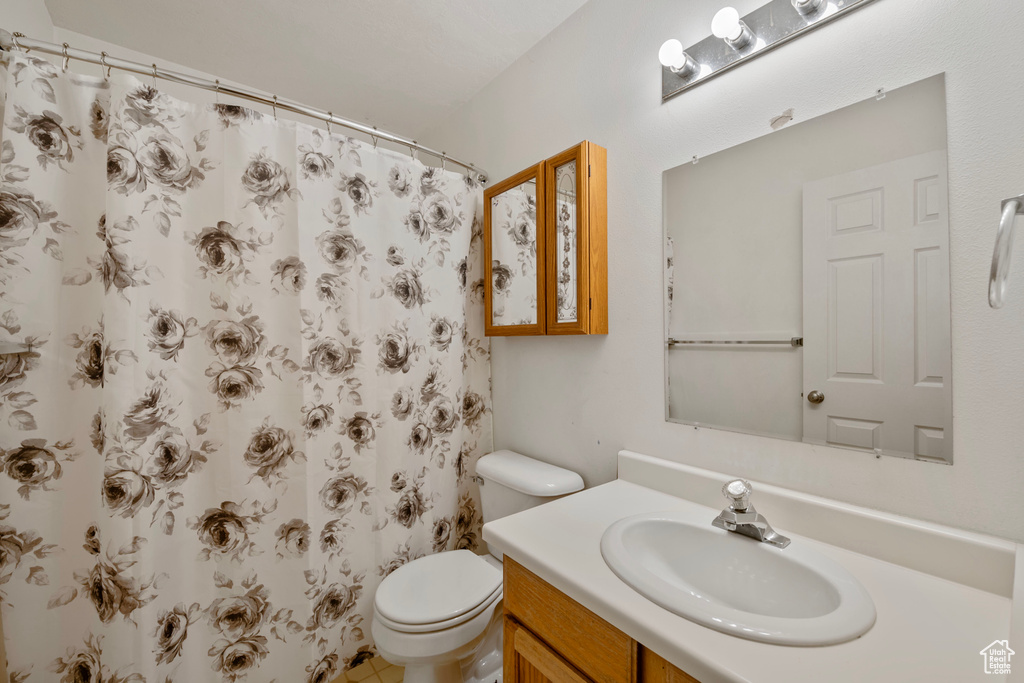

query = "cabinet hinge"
[589,298,592,310]
[588,164,591,177]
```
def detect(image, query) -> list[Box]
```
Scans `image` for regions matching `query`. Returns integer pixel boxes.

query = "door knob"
[807,390,825,404]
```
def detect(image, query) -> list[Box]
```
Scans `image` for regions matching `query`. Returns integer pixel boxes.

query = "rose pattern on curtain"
[0,52,491,683]
[488,186,537,326]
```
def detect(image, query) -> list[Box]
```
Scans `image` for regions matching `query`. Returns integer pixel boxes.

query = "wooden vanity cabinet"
[483,141,607,337]
[503,558,701,683]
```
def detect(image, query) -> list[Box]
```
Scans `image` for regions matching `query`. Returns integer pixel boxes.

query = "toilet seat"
[374,550,503,633]
[375,585,502,633]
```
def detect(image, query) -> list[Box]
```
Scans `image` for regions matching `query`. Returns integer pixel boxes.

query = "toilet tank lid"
[475,450,584,497]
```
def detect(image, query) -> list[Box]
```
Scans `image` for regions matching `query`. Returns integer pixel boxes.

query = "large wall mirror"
[664,74,953,464]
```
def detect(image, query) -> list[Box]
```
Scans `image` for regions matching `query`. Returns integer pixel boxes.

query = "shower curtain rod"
[0,28,488,183]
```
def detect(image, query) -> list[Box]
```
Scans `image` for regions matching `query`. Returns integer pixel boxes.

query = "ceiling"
[43,0,589,138]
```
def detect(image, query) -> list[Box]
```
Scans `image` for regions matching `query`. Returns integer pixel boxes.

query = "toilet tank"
[475,451,584,559]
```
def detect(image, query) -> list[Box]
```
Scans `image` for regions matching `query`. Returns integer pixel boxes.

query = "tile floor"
[333,656,404,683]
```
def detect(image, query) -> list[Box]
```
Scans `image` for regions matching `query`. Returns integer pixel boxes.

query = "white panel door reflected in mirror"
[663,74,953,464]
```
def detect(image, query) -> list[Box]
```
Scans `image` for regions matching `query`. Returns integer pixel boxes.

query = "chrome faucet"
[711,479,791,548]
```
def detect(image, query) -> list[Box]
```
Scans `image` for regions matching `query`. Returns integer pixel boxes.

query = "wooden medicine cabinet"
[484,141,607,336]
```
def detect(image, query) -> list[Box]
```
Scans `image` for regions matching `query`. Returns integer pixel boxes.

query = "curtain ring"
[441,152,447,171]
[371,126,379,149]
[410,141,418,161]
[151,63,158,86]
[11,32,25,52]
[100,51,111,80]
[272,95,278,121]
[61,43,70,73]
[326,113,332,135]
[214,79,220,103]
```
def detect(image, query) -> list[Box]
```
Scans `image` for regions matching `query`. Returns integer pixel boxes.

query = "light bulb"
[658,39,697,77]
[711,7,743,41]
[711,6,754,50]
[658,39,684,68]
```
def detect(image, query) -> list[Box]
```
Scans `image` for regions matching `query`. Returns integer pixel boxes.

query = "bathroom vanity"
[487,451,1017,683]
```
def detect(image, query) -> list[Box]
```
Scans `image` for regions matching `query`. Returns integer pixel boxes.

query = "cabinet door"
[504,558,634,683]
[545,142,607,335]
[484,164,546,336]
[505,616,592,683]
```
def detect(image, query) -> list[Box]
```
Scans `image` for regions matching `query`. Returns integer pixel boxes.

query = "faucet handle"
[722,479,752,511]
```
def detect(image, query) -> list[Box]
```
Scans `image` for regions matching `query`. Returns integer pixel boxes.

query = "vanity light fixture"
[660,0,881,101]
[711,7,754,50]
[658,39,698,76]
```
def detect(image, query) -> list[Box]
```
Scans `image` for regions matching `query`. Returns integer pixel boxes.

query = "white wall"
[423,0,1024,541]
[666,75,946,442]
[2,0,54,40]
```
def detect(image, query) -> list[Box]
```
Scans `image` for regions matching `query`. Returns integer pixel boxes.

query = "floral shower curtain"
[0,52,491,683]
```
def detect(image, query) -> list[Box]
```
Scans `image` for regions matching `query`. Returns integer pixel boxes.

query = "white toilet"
[371,450,584,683]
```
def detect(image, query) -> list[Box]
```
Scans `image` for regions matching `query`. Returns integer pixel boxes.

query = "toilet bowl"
[372,551,504,683]
[371,451,584,683]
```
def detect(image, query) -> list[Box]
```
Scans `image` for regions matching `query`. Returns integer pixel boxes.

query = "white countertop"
[484,478,1013,683]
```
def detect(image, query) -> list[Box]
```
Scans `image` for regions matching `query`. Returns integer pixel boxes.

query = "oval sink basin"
[600,511,876,646]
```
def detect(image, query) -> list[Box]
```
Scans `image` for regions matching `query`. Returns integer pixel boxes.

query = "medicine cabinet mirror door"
[484,164,546,336]
[545,143,602,335]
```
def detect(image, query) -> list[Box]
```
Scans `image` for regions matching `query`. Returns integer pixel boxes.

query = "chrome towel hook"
[990,194,1023,309]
